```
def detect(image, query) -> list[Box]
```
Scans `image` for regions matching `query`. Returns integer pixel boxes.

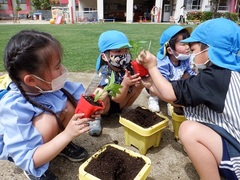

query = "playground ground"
[0,72,199,180]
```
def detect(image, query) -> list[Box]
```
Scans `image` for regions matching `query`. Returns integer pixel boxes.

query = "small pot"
[131,60,149,77]
[75,95,105,118]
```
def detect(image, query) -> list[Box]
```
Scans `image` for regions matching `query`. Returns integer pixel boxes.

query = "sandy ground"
[0,72,199,180]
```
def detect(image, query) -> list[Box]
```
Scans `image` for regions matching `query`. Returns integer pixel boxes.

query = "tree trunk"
[211,0,220,19]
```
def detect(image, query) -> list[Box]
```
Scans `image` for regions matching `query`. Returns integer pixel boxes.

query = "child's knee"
[178,120,197,141]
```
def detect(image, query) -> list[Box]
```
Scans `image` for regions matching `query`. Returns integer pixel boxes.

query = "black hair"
[168,29,190,51]
[4,30,76,131]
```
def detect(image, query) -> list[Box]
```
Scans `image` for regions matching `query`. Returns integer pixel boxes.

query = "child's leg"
[119,85,143,109]
[32,113,59,143]
[179,121,222,179]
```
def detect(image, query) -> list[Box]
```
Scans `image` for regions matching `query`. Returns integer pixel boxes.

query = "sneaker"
[24,169,57,180]
[148,96,160,112]
[167,103,173,117]
[88,118,102,136]
[58,142,88,162]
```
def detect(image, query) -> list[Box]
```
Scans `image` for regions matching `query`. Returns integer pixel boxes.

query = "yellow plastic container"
[119,113,169,155]
[172,112,186,140]
[79,144,151,180]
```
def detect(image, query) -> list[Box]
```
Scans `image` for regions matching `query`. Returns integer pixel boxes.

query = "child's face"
[102,48,131,69]
[30,55,66,92]
[173,35,190,55]
[190,43,208,64]
[109,48,130,56]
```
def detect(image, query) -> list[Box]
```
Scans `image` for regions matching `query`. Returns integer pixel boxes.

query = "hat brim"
[96,43,132,71]
[107,42,132,50]
[96,54,102,71]
[181,37,199,43]
[158,27,192,59]
[157,42,168,60]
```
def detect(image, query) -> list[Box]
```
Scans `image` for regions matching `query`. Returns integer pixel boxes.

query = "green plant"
[94,71,122,102]
[15,0,22,11]
[129,40,149,59]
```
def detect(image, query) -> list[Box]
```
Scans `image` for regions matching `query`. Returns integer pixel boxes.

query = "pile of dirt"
[85,145,145,180]
[121,106,165,128]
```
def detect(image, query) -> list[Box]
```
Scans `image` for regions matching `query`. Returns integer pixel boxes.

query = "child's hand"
[122,69,141,87]
[137,50,157,70]
[141,76,153,89]
[64,113,90,139]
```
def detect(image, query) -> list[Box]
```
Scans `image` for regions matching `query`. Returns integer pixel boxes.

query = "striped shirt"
[171,64,240,178]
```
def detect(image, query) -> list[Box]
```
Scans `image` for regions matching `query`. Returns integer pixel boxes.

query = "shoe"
[167,103,173,117]
[88,118,102,136]
[24,169,57,180]
[58,142,88,162]
[148,96,160,112]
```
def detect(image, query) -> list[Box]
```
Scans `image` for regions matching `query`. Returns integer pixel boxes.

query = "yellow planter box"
[79,144,151,180]
[119,113,169,155]
[172,112,186,140]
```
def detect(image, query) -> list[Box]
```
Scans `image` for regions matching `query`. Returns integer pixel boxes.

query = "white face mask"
[170,48,191,61]
[190,48,209,74]
[33,67,68,93]
[191,60,210,74]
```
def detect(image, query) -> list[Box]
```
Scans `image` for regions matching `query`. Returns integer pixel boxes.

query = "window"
[218,0,228,11]
[20,0,26,3]
[0,0,8,4]
[185,0,201,10]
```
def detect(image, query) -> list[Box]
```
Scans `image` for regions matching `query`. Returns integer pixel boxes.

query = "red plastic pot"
[75,95,105,118]
[131,60,149,77]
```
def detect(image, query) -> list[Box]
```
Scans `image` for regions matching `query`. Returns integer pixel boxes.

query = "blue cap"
[182,18,240,72]
[96,30,132,71]
[157,26,192,60]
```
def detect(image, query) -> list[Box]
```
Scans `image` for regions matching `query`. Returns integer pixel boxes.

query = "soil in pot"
[85,145,146,180]
[83,95,102,107]
[173,107,184,115]
[121,106,165,128]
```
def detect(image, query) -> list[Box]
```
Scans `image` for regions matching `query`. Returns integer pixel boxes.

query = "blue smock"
[0,81,85,177]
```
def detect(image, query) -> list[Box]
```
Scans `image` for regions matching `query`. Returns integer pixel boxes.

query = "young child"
[0,30,104,179]
[138,18,240,180]
[89,30,144,136]
[148,25,195,113]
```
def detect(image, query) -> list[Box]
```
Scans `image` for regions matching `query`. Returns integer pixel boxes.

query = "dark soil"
[173,107,184,115]
[121,106,165,128]
[85,145,146,180]
[83,95,102,107]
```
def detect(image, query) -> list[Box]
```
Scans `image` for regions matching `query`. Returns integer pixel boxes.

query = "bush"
[186,11,239,22]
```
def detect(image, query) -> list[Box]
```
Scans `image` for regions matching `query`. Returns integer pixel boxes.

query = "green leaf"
[129,40,149,59]
[94,71,123,102]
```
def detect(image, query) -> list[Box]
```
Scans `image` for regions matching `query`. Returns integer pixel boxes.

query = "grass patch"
[0,23,194,72]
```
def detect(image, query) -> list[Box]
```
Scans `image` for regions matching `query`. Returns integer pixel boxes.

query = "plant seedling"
[94,71,123,102]
[129,40,150,60]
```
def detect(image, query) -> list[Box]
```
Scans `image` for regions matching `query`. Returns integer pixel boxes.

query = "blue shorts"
[219,137,238,179]
[203,122,240,179]
[107,99,121,115]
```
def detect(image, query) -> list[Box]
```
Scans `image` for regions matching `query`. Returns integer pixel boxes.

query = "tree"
[15,0,22,11]
[210,0,220,18]
[31,0,51,10]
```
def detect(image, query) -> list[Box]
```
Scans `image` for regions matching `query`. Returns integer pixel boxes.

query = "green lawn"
[0,23,194,72]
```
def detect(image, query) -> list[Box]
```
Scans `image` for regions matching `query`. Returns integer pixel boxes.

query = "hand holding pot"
[75,95,105,118]
[131,60,149,77]
[137,50,157,70]
[64,113,90,138]
[122,69,142,87]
